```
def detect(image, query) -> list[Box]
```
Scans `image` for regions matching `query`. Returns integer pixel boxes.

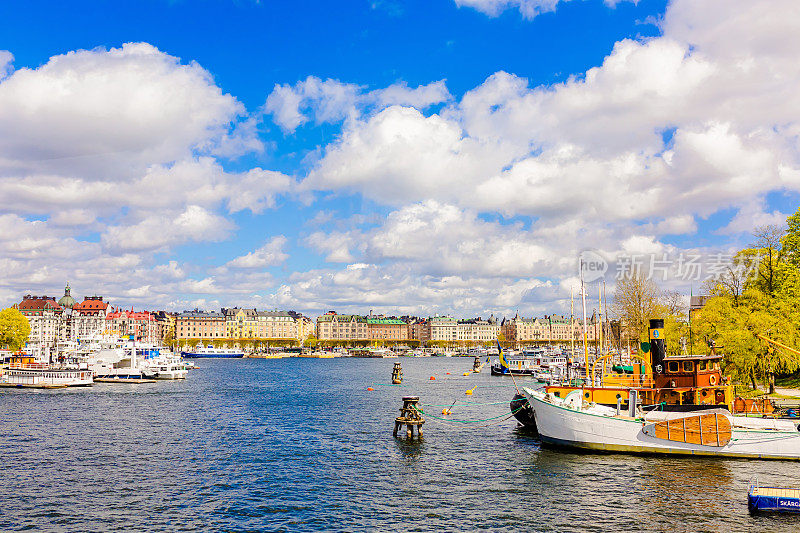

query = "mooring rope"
[420,404,527,425]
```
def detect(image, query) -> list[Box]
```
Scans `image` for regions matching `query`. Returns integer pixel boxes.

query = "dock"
[94,377,156,384]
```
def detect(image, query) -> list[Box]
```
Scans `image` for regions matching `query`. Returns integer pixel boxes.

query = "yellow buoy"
[462,372,470,376]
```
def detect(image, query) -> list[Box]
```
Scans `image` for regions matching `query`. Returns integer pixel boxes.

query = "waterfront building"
[153,311,176,342]
[14,295,63,360]
[456,316,500,343]
[106,308,158,342]
[429,316,458,342]
[366,316,409,341]
[255,310,299,340]
[293,312,314,342]
[501,313,599,344]
[224,308,258,338]
[71,296,110,340]
[407,318,430,341]
[176,310,225,341]
[315,312,369,341]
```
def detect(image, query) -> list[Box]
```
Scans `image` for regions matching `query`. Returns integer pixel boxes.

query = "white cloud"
[0,43,256,180]
[0,50,13,80]
[454,0,630,19]
[304,0,800,236]
[101,205,234,253]
[264,76,451,133]
[226,236,289,269]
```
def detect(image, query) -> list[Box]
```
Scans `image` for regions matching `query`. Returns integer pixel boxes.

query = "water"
[1,357,799,532]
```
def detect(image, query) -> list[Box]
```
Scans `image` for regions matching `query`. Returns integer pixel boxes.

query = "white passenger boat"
[524,387,800,460]
[181,345,244,358]
[0,356,93,388]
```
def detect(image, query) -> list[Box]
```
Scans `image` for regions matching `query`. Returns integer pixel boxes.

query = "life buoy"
[709,375,718,386]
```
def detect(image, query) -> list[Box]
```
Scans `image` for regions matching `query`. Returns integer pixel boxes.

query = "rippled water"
[1,357,799,532]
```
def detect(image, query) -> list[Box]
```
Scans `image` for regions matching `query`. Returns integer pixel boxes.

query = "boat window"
[683,361,694,372]
[667,361,679,372]
[698,361,707,371]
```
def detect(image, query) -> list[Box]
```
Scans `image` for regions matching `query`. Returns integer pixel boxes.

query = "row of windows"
[666,360,721,373]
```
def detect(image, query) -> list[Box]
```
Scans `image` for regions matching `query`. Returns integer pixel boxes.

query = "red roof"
[17,297,61,312]
[73,299,109,312]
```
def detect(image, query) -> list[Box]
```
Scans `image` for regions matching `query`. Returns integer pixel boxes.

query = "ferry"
[0,355,93,388]
[181,345,244,358]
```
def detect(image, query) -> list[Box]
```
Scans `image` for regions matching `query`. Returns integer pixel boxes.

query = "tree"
[613,271,661,342]
[163,330,176,349]
[750,224,785,295]
[0,308,30,351]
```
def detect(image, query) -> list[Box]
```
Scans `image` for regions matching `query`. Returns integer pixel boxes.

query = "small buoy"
[367,387,374,391]
[465,390,473,395]
[441,408,450,415]
[430,376,436,380]
[462,372,470,376]
[446,372,451,375]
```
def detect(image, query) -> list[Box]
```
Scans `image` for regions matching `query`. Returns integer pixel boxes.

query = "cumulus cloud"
[226,236,289,269]
[101,205,234,253]
[0,43,257,180]
[304,0,800,237]
[264,76,451,133]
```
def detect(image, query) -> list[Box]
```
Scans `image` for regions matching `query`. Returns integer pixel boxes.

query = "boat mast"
[580,259,590,382]
[598,284,603,359]
[603,280,609,360]
[570,286,575,358]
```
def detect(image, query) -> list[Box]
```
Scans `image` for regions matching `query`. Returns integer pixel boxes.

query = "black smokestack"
[649,318,666,373]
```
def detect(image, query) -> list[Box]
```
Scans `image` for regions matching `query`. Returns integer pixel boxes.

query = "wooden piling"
[394,396,424,439]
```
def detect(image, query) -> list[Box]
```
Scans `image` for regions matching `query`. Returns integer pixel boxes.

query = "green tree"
[0,308,31,351]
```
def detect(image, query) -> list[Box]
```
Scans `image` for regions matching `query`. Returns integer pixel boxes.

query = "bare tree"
[613,271,660,342]
[661,290,686,318]
[752,224,785,294]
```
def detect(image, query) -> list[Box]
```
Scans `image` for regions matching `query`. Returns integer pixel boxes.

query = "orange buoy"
[367,387,374,391]
[441,408,450,415]
[430,376,436,380]
[446,372,451,375]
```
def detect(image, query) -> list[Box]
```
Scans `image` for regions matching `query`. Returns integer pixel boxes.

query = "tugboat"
[512,318,735,429]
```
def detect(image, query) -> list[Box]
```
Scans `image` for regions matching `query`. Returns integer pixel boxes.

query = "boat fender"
[709,375,718,386]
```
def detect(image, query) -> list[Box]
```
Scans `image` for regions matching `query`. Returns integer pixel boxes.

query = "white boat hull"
[525,388,800,460]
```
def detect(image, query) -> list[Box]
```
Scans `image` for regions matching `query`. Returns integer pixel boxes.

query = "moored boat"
[0,355,93,388]
[748,479,800,513]
[181,345,244,358]
[524,387,800,460]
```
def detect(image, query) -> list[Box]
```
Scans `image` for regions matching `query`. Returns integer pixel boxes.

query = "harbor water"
[2,357,799,532]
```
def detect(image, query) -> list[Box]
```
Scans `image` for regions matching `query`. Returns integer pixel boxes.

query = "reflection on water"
[1,357,799,532]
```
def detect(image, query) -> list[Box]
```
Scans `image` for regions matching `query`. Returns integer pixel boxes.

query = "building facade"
[176,310,226,341]
[429,316,458,342]
[316,312,369,341]
[71,296,110,340]
[106,309,158,342]
[366,317,409,340]
[15,295,63,360]
[456,316,500,342]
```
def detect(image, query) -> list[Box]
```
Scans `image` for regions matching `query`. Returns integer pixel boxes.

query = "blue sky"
[0,0,798,318]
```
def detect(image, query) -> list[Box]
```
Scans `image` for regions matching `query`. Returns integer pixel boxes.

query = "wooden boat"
[748,479,800,513]
[524,387,800,460]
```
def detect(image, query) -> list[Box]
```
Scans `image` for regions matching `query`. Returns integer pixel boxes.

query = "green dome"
[58,282,76,309]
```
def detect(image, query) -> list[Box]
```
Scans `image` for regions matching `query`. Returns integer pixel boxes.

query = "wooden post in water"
[391,362,403,384]
[394,396,424,439]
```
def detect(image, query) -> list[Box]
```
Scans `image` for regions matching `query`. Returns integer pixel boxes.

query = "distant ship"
[181,345,245,358]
